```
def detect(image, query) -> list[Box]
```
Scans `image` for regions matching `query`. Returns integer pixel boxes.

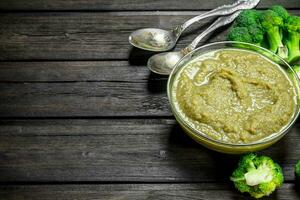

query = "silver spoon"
[147,11,242,75]
[129,0,260,52]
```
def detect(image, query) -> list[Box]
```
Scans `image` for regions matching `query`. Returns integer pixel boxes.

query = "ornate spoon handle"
[181,11,242,55]
[172,0,259,38]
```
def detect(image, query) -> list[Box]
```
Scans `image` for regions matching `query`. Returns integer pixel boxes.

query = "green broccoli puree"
[172,49,297,144]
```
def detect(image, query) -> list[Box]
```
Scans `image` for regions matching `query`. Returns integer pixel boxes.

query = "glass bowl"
[167,41,300,154]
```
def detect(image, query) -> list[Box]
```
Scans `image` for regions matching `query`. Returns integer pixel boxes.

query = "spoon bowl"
[147,51,184,75]
[129,28,177,52]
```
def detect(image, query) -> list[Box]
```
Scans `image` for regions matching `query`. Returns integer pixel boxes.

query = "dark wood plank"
[0,61,150,82]
[0,0,299,11]
[0,10,299,61]
[0,119,298,182]
[0,61,168,117]
[0,183,299,200]
[0,81,169,117]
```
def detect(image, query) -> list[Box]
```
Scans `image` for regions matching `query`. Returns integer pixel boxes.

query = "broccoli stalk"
[296,160,300,181]
[284,16,300,63]
[293,65,300,78]
[259,10,288,59]
[231,153,284,199]
[244,162,273,186]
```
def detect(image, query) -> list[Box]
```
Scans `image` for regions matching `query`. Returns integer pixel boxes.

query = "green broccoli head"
[248,26,265,45]
[227,9,271,50]
[230,10,264,45]
[235,10,261,27]
[296,160,300,180]
[271,5,289,21]
[260,10,283,29]
[259,10,288,58]
[284,15,300,63]
[286,15,300,33]
[231,153,284,199]
[227,25,264,46]
[227,27,252,43]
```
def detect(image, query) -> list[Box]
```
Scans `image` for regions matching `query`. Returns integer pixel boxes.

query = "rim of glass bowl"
[167,41,300,147]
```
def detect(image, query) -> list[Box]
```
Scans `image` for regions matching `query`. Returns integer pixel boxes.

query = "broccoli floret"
[284,16,300,63]
[235,10,262,27]
[227,10,266,49]
[270,5,289,42]
[228,27,252,43]
[227,10,265,45]
[296,160,300,181]
[259,10,288,58]
[228,26,265,46]
[231,153,284,199]
[248,26,265,46]
[271,5,289,21]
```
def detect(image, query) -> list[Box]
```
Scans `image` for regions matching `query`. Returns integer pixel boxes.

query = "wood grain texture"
[0,0,299,11]
[0,11,216,61]
[0,183,299,200]
[0,119,298,182]
[0,81,169,117]
[1,10,299,61]
[0,61,171,117]
[0,61,150,82]
[0,61,169,117]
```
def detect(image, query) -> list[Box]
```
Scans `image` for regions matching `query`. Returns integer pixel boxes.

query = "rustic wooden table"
[0,0,299,199]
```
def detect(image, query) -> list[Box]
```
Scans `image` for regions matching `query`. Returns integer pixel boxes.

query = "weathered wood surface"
[0,12,220,61]
[0,61,170,117]
[0,0,300,199]
[0,82,169,117]
[1,10,299,61]
[0,61,150,82]
[0,183,299,200]
[0,119,298,182]
[0,0,299,11]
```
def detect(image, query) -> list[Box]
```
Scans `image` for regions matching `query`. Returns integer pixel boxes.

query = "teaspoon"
[129,0,260,52]
[147,11,242,75]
